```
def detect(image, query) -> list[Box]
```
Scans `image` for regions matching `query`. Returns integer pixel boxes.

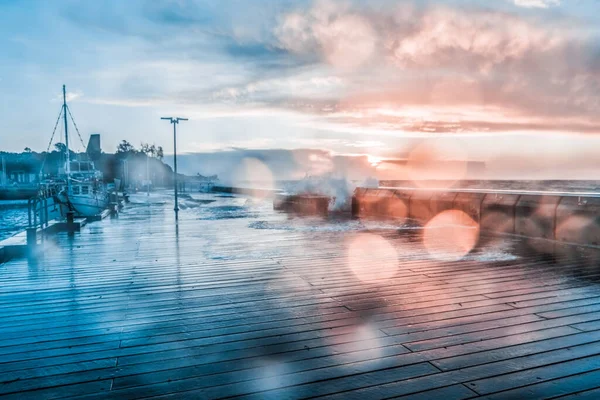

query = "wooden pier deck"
[1,192,600,399]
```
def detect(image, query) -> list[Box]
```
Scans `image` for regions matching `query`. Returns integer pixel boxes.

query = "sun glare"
[367,155,382,167]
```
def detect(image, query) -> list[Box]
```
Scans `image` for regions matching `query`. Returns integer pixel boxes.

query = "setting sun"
[367,155,382,167]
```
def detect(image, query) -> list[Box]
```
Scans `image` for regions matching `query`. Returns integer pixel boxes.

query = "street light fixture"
[161,117,188,220]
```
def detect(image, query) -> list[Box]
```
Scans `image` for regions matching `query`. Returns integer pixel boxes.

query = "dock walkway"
[1,193,600,399]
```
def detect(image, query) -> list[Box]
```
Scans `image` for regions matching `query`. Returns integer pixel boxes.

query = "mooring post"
[28,198,33,228]
[110,191,118,217]
[33,199,38,228]
[67,211,75,232]
[110,203,118,218]
[43,198,48,228]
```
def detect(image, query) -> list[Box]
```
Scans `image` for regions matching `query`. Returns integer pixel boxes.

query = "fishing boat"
[40,85,109,218]
[56,85,108,217]
[56,160,108,217]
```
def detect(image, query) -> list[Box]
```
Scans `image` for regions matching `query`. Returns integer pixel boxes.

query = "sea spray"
[284,175,379,212]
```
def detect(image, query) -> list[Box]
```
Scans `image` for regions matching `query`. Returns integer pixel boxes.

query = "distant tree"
[23,147,32,153]
[141,143,158,157]
[156,146,164,160]
[140,143,151,156]
[117,140,136,154]
[54,143,67,153]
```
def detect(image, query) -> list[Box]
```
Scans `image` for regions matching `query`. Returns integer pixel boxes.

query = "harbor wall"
[273,194,330,215]
[353,188,600,247]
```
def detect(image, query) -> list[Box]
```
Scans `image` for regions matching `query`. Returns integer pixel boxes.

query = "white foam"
[285,175,379,212]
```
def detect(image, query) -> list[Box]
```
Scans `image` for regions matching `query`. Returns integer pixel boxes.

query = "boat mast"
[62,84,71,194]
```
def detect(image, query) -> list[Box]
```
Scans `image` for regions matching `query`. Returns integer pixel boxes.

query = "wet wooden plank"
[392,384,477,400]
[571,319,600,332]
[112,363,439,400]
[480,369,600,399]
[111,341,413,391]
[559,387,600,399]
[468,354,600,395]
[433,330,600,371]
[0,379,112,400]
[404,312,600,352]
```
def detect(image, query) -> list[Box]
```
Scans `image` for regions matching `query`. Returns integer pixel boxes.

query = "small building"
[0,155,39,187]
[8,170,37,184]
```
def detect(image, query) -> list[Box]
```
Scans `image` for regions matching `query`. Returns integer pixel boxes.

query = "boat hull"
[58,193,109,217]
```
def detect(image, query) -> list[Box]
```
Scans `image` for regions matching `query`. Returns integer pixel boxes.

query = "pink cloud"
[275,0,377,70]
[270,1,600,135]
[387,6,564,73]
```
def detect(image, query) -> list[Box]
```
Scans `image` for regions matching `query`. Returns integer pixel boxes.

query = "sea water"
[0,201,29,241]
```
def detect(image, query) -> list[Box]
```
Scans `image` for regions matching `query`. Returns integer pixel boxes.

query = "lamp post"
[146,151,150,197]
[121,159,128,189]
[161,117,188,220]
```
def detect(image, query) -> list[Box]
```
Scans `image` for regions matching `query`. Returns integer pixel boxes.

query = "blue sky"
[1,0,599,178]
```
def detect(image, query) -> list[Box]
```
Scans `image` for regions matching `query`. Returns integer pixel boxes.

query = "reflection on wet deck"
[1,192,600,399]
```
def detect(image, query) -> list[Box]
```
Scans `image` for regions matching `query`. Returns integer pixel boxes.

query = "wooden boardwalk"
[1,193,600,399]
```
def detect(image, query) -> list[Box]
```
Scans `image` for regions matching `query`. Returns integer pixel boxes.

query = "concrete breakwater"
[273,194,330,215]
[214,185,600,248]
[352,187,600,247]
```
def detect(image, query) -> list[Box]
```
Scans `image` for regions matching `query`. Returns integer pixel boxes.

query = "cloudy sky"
[1,0,599,178]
